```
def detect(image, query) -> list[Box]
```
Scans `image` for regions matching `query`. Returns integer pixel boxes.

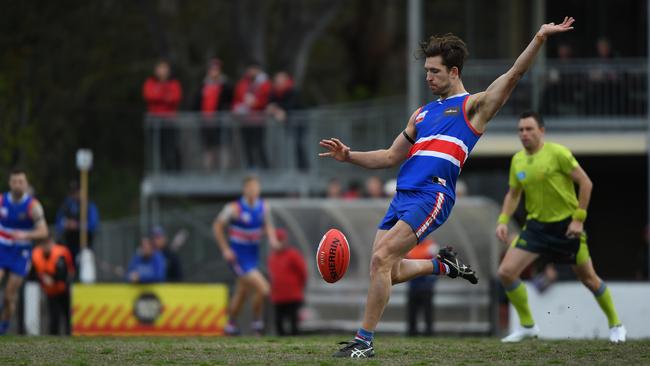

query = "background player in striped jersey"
[496,111,626,343]
[213,176,279,335]
[0,169,49,334]
[320,17,575,358]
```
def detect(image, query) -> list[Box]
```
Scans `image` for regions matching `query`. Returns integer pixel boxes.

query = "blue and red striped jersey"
[396,93,482,200]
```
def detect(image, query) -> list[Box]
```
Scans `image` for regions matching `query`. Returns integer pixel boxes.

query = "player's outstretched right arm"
[318,108,418,169]
[495,187,522,244]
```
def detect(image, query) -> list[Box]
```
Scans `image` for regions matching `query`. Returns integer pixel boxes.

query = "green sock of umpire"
[505,280,535,327]
[593,282,621,327]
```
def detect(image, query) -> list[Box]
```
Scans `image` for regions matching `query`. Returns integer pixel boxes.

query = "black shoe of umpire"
[437,246,478,284]
[332,340,375,358]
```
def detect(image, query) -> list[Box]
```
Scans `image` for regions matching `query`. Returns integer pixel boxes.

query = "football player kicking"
[320,17,576,357]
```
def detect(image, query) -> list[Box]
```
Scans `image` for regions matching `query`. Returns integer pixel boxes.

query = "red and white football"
[316,228,350,283]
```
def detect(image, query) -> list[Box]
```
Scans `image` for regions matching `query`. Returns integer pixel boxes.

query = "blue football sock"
[432,258,449,275]
[354,328,373,346]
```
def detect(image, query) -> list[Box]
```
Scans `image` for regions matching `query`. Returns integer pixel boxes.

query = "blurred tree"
[0,0,408,219]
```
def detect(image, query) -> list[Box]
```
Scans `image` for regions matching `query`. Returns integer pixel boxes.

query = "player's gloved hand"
[565,220,583,239]
[222,248,237,263]
[495,223,509,244]
[318,138,350,162]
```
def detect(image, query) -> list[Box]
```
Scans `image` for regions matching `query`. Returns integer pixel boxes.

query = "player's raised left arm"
[566,165,593,238]
[467,17,575,131]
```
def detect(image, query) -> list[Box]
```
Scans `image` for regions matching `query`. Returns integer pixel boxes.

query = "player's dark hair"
[519,110,545,128]
[418,34,469,75]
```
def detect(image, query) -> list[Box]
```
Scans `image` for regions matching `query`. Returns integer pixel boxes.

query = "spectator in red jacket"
[143,59,183,115]
[143,59,183,170]
[232,62,272,169]
[267,228,307,336]
[193,58,233,170]
[232,62,272,113]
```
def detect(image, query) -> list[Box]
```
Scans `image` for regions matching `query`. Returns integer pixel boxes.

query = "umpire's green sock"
[593,282,621,327]
[505,280,535,327]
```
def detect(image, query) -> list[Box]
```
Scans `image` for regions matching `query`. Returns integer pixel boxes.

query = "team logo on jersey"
[516,171,526,181]
[444,107,460,116]
[241,211,252,224]
[415,110,428,123]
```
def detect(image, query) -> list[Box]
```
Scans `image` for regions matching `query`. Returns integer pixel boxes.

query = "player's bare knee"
[259,283,270,297]
[370,250,395,275]
[390,268,401,284]
[497,265,517,284]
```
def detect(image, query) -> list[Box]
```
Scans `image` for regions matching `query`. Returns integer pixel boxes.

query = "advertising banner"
[72,284,228,336]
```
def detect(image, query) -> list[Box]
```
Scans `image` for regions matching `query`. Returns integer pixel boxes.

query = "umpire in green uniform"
[495,111,626,343]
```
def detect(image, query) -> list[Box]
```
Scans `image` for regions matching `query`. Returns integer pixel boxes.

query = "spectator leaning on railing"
[193,58,233,170]
[143,59,183,115]
[232,62,272,169]
[126,237,166,284]
[267,71,308,171]
[143,59,183,171]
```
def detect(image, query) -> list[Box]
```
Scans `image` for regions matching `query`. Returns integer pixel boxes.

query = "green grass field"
[1,336,648,365]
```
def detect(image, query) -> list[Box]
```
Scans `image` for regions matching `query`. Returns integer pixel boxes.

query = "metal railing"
[144,97,406,183]
[461,58,648,116]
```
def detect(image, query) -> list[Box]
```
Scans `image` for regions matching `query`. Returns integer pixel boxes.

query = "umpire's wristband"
[572,208,587,222]
[497,214,510,225]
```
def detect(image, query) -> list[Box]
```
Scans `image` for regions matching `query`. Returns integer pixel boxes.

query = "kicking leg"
[392,246,478,285]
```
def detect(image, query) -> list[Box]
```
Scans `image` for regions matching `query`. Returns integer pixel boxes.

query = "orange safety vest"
[31,244,74,296]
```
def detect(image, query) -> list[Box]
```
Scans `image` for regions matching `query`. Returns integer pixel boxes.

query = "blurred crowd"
[541,37,643,116]
[143,59,307,171]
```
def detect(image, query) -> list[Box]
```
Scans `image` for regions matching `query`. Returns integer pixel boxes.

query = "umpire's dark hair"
[519,110,545,128]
